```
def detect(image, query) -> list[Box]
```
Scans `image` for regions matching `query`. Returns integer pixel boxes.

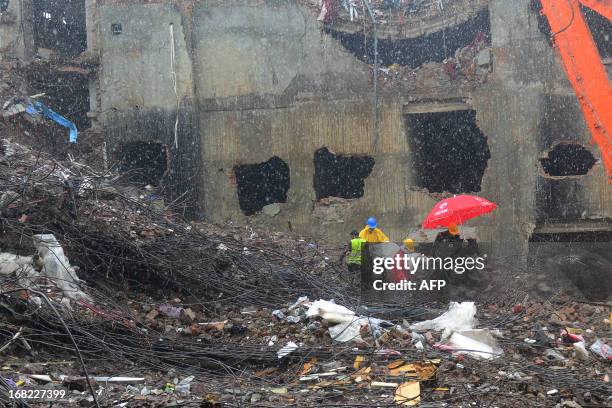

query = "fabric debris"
[25,101,78,143]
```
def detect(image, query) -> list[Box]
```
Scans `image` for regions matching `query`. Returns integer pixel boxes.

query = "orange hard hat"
[448,223,460,236]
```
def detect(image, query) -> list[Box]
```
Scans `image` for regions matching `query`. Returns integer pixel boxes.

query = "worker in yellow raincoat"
[359,217,389,243]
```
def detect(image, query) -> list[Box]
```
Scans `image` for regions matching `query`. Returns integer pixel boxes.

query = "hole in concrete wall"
[540,144,596,177]
[327,8,490,68]
[120,142,168,186]
[33,0,86,57]
[582,5,612,59]
[27,70,90,129]
[234,157,290,216]
[406,109,490,194]
[313,147,375,200]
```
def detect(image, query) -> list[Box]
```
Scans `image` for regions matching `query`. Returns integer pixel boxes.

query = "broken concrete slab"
[263,203,281,217]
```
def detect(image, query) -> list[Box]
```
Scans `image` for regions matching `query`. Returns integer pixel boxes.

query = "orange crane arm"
[540,0,612,183]
[578,0,612,20]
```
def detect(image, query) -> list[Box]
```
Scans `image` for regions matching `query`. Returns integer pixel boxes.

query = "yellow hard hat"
[403,238,415,251]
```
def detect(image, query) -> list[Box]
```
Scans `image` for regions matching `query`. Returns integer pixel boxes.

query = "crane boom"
[539,0,612,183]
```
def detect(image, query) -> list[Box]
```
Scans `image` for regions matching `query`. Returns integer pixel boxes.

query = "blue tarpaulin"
[25,101,78,143]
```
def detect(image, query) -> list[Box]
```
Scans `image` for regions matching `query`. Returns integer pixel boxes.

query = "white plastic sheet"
[447,329,503,360]
[306,299,355,324]
[34,234,90,301]
[410,302,477,335]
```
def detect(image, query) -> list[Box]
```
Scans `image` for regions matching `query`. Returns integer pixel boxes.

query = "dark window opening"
[234,157,290,216]
[120,142,168,186]
[27,70,90,129]
[111,23,122,35]
[313,147,374,200]
[540,144,596,177]
[407,109,490,194]
[33,0,86,57]
[582,5,612,59]
[327,8,490,68]
[0,0,9,13]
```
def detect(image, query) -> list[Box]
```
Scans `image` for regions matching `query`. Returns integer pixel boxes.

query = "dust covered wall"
[534,93,612,223]
[200,100,434,243]
[0,0,34,61]
[91,0,611,264]
[95,2,201,215]
[192,0,434,243]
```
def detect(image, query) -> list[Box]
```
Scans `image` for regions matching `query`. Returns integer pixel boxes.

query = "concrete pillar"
[0,0,34,61]
[475,0,557,267]
[85,0,100,128]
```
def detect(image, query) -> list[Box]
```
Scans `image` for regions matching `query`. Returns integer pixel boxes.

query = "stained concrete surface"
[83,0,611,280]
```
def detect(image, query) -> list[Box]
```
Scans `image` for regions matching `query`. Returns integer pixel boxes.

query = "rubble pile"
[0,138,610,407]
[0,288,610,407]
[0,139,353,308]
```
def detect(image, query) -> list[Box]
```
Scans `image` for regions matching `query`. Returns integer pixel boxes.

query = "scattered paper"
[395,381,421,406]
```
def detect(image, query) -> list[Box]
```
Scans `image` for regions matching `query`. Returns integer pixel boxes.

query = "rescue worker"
[391,238,421,282]
[433,222,463,258]
[346,230,366,282]
[435,222,461,243]
[359,217,389,243]
[402,238,416,254]
[402,238,422,274]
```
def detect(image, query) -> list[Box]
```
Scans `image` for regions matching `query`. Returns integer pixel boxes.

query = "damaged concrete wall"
[471,0,612,268]
[191,0,516,249]
[536,93,612,223]
[193,0,433,243]
[95,2,201,215]
[91,0,611,268]
[92,0,486,244]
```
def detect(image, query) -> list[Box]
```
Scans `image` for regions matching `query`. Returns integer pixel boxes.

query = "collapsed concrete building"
[1,0,611,281]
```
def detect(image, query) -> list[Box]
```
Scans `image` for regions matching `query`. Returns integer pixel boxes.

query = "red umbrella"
[422,195,497,229]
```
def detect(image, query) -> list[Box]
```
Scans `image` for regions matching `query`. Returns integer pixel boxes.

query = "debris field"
[0,139,610,407]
